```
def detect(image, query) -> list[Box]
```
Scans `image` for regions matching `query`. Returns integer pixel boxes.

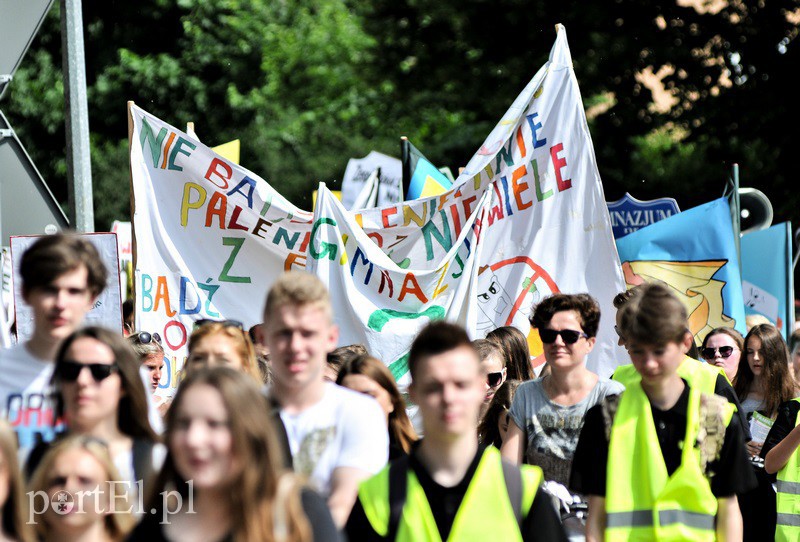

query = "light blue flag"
[615,197,747,342]
[741,222,794,338]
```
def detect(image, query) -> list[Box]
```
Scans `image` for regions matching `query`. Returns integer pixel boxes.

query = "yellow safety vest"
[613,355,722,394]
[606,380,734,541]
[358,446,541,541]
[775,397,800,542]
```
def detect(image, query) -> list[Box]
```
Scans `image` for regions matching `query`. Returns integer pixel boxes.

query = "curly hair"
[531,293,601,338]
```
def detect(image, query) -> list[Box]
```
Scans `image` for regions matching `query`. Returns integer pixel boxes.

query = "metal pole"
[731,163,741,275]
[60,0,94,232]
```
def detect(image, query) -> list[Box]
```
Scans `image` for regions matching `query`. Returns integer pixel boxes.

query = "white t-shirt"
[0,342,62,449]
[279,383,389,496]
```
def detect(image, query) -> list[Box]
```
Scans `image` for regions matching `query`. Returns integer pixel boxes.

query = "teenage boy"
[261,271,388,527]
[0,234,107,448]
[571,283,755,542]
[347,321,567,542]
[612,286,751,442]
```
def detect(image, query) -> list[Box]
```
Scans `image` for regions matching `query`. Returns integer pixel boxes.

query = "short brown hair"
[327,344,368,374]
[20,233,107,298]
[263,271,331,322]
[408,322,475,380]
[531,293,601,338]
[472,339,504,366]
[618,283,687,345]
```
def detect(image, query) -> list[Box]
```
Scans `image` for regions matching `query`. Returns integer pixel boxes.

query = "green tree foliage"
[4,0,800,230]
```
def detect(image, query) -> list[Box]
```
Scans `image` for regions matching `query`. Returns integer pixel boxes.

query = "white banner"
[341,151,402,209]
[130,26,626,392]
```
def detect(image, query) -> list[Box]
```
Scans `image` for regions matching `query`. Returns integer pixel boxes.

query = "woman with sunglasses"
[473,339,507,406]
[28,435,134,541]
[478,379,522,449]
[486,326,535,382]
[129,367,340,542]
[501,293,624,486]
[185,320,262,383]
[336,355,417,460]
[127,331,165,394]
[27,327,162,500]
[700,327,744,382]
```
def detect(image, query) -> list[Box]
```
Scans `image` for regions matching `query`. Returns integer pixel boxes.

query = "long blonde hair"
[187,322,262,383]
[0,420,34,542]
[28,435,134,541]
[154,367,312,542]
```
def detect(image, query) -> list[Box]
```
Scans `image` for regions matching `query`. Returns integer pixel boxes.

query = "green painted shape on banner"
[367,305,445,332]
[388,353,410,381]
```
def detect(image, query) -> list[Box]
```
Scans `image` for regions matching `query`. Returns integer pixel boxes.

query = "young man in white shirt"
[261,271,388,527]
[0,234,107,449]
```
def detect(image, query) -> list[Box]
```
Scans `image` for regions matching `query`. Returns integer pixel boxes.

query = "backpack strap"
[501,459,524,529]
[387,455,410,541]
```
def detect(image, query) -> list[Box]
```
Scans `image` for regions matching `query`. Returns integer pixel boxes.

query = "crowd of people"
[1,232,800,541]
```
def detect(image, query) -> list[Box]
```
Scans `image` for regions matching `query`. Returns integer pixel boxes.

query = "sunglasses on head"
[538,328,589,344]
[193,319,244,331]
[701,346,736,360]
[487,371,504,387]
[133,331,161,345]
[57,360,119,382]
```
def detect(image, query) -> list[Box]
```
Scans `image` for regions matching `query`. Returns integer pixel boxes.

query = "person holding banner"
[260,272,388,527]
[570,283,755,542]
[501,294,623,487]
[0,234,107,451]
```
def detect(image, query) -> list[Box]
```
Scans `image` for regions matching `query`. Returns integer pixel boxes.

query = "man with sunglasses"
[0,234,107,450]
[501,294,623,488]
[347,321,567,541]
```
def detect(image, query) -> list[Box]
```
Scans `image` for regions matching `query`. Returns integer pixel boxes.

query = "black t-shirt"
[345,445,568,542]
[569,382,757,498]
[761,399,800,460]
[713,373,752,442]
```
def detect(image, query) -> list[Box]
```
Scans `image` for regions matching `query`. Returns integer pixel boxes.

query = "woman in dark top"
[487,326,535,382]
[337,355,417,460]
[128,367,340,542]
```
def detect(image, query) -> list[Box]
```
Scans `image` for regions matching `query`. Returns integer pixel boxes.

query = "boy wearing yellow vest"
[763,398,800,541]
[346,322,567,541]
[570,283,756,542]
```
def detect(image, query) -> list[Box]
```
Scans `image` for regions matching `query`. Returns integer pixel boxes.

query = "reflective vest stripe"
[606,510,652,527]
[658,510,715,530]
[777,513,800,527]
[606,509,714,530]
[776,480,800,495]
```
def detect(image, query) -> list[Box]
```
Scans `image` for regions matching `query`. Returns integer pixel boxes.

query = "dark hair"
[735,324,795,417]
[531,293,601,338]
[618,283,687,345]
[790,329,800,354]
[701,327,745,352]
[478,380,522,448]
[327,344,368,374]
[408,322,475,380]
[337,355,417,453]
[612,285,643,310]
[54,327,158,441]
[486,326,534,381]
[20,233,107,298]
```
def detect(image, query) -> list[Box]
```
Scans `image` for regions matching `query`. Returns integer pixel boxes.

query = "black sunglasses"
[539,328,589,344]
[57,361,119,382]
[701,346,736,360]
[133,331,161,345]
[487,371,504,387]
[193,319,244,331]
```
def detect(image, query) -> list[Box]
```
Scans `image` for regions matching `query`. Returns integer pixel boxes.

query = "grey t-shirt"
[509,376,625,485]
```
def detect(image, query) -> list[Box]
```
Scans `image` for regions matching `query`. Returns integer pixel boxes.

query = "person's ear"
[681,331,695,354]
